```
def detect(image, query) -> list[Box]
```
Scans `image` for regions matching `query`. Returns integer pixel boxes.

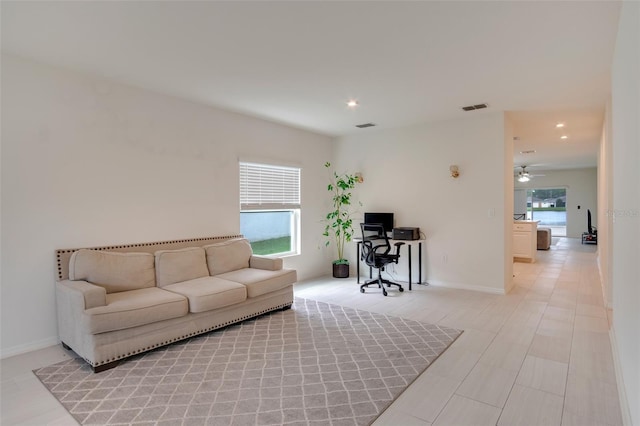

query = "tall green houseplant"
[323,162,360,277]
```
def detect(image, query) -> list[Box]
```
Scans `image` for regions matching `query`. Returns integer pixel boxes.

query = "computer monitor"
[364,212,394,234]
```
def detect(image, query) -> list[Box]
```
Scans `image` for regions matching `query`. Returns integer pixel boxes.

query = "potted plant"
[323,162,361,278]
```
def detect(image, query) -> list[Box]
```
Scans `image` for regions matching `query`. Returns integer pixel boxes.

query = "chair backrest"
[360,223,391,267]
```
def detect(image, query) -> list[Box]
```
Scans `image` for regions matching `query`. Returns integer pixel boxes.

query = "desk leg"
[408,245,412,291]
[356,242,360,284]
[419,242,422,284]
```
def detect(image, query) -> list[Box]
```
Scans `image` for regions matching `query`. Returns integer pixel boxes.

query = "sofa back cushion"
[204,238,253,276]
[69,249,156,294]
[155,247,210,287]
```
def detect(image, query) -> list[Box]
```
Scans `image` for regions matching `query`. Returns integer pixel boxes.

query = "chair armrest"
[56,279,107,310]
[393,242,405,256]
[249,255,283,271]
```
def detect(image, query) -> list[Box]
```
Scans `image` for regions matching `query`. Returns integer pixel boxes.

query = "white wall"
[514,189,528,217]
[514,168,597,238]
[598,98,614,308]
[0,55,333,357]
[503,116,514,292]
[333,112,511,294]
[610,2,639,424]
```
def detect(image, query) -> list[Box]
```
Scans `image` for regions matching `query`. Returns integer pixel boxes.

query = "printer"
[392,227,420,240]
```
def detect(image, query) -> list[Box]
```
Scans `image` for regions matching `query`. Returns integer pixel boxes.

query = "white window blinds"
[240,162,301,210]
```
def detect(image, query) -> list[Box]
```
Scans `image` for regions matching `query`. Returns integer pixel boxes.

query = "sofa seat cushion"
[163,276,247,313]
[84,288,188,334]
[217,268,296,298]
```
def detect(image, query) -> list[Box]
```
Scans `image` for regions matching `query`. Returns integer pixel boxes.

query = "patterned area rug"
[34,298,461,425]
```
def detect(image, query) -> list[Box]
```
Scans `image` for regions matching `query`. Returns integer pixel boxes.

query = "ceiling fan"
[515,165,545,182]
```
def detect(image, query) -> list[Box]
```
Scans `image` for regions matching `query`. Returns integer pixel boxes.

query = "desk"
[355,238,425,290]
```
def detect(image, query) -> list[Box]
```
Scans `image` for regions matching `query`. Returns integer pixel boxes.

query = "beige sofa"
[55,236,295,372]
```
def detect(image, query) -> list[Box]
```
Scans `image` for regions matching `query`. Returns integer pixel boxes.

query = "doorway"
[515,188,567,236]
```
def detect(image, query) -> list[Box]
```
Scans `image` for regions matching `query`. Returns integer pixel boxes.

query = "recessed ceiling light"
[556,123,565,128]
[520,150,536,154]
[561,135,568,139]
[347,100,358,108]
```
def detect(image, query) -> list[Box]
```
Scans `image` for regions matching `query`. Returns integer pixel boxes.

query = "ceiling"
[1,1,621,172]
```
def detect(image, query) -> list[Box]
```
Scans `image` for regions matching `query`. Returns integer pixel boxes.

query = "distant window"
[239,162,301,256]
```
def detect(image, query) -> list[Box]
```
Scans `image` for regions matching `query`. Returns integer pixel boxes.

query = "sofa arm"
[57,280,107,310]
[56,280,107,353]
[249,255,283,271]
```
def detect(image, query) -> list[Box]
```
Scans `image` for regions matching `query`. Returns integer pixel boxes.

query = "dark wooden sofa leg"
[281,304,292,311]
[93,360,120,373]
[61,341,120,372]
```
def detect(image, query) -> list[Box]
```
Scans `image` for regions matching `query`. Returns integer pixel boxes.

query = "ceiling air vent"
[355,123,376,128]
[462,103,488,111]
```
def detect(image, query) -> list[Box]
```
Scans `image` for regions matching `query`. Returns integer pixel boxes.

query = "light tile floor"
[296,238,623,426]
[0,238,623,425]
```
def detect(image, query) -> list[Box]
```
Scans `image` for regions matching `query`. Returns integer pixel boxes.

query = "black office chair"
[360,223,405,296]
[582,209,597,244]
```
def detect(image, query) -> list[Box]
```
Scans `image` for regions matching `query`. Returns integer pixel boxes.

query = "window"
[526,188,567,237]
[239,161,301,256]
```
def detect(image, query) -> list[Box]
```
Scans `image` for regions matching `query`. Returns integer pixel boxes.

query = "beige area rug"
[34,298,461,426]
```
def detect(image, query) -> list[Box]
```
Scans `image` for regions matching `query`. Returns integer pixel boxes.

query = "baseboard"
[0,336,59,359]
[427,280,506,295]
[609,327,633,426]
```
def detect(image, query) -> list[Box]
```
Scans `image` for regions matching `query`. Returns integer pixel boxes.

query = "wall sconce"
[449,165,460,179]
[355,172,364,183]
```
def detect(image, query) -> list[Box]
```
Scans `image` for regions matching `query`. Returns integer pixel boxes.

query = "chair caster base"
[360,278,404,296]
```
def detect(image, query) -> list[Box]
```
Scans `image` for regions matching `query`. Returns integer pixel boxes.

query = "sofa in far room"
[537,227,551,250]
[55,236,296,372]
